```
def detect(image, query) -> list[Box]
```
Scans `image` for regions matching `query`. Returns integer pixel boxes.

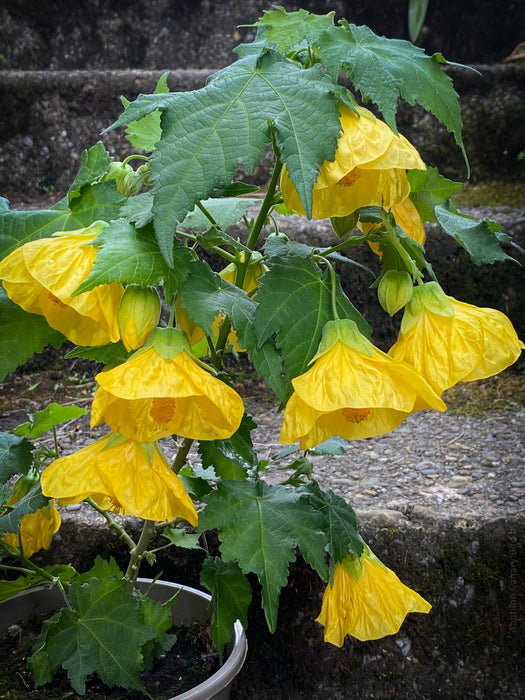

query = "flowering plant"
[0,6,523,696]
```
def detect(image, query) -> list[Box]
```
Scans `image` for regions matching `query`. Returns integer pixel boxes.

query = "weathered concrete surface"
[1,0,524,69]
[35,510,525,699]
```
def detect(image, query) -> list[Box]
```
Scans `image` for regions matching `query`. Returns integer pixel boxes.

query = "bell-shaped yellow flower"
[40,433,198,525]
[280,104,425,220]
[389,282,525,394]
[91,327,244,442]
[0,222,123,346]
[316,547,431,645]
[280,319,445,450]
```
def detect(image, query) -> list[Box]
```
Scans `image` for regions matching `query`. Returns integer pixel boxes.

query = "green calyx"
[144,327,192,360]
[401,281,455,334]
[312,318,375,362]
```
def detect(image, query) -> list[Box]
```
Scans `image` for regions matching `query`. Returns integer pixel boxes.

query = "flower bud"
[330,211,359,238]
[118,285,161,351]
[377,270,414,316]
[100,161,134,194]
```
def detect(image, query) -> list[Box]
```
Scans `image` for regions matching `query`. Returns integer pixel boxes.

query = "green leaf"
[0,565,77,602]
[75,220,193,299]
[119,192,154,228]
[198,480,326,631]
[242,325,286,402]
[298,481,364,567]
[318,22,467,168]
[181,197,260,232]
[137,592,176,669]
[30,577,158,694]
[435,203,514,265]
[72,556,123,585]
[180,260,256,337]
[309,436,347,456]
[0,183,126,260]
[253,254,370,398]
[109,51,342,261]
[0,289,65,380]
[278,455,314,487]
[162,528,202,550]
[408,0,430,42]
[251,5,336,53]
[0,432,34,482]
[14,403,88,439]
[68,142,113,202]
[200,556,251,656]
[407,167,464,222]
[65,341,129,370]
[0,482,49,535]
[198,414,258,480]
[122,71,169,152]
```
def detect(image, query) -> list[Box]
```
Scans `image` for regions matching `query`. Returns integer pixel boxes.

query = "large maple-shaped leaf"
[0,289,65,381]
[435,202,517,265]
[253,252,370,399]
[108,51,342,262]
[317,22,467,168]
[250,5,336,53]
[198,480,327,631]
[30,577,159,694]
[200,557,251,656]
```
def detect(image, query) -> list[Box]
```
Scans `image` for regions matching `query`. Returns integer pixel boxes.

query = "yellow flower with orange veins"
[280,104,425,220]
[40,433,198,525]
[389,282,525,395]
[2,473,61,558]
[316,546,431,645]
[0,222,123,346]
[280,319,445,450]
[91,327,244,442]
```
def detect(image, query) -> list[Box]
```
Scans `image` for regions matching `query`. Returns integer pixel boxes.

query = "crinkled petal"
[3,503,61,558]
[41,434,197,524]
[316,552,431,646]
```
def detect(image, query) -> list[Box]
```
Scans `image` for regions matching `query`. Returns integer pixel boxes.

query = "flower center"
[149,397,177,424]
[341,407,371,423]
[48,292,67,308]
[108,496,123,513]
[338,167,362,187]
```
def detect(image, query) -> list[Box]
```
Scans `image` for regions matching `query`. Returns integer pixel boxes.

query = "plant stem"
[85,497,137,550]
[171,437,193,474]
[124,520,156,585]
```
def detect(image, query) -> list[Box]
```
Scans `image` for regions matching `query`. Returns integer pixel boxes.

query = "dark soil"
[0,614,219,699]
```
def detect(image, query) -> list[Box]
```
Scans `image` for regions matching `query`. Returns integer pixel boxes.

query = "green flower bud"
[330,211,359,238]
[100,161,134,194]
[377,270,414,316]
[118,285,161,351]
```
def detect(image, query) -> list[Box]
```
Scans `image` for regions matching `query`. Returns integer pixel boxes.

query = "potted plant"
[0,5,523,698]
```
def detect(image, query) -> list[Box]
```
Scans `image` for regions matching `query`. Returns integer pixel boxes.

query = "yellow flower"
[280,104,425,220]
[389,282,525,394]
[316,547,431,645]
[0,222,124,346]
[3,502,61,558]
[280,319,445,450]
[2,474,61,558]
[118,285,161,351]
[40,433,198,525]
[91,327,244,442]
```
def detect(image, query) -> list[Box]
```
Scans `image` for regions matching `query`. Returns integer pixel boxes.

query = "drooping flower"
[316,546,431,645]
[0,222,124,346]
[2,473,61,558]
[40,433,198,525]
[118,285,161,351]
[389,282,525,394]
[280,104,425,220]
[91,327,244,442]
[280,319,445,450]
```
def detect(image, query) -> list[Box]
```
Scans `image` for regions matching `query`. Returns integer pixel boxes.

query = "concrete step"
[1,63,524,203]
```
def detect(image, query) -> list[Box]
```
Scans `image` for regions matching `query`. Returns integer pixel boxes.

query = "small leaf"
[0,565,77,602]
[65,341,129,370]
[162,528,202,550]
[407,167,463,222]
[68,142,113,202]
[0,483,49,535]
[0,432,34,482]
[200,557,251,657]
[251,6,336,53]
[123,71,170,152]
[408,0,430,42]
[14,403,88,439]
[198,414,258,480]
[181,197,260,232]
[309,436,347,455]
[435,203,514,265]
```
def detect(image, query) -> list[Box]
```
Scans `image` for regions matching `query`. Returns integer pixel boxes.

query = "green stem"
[171,437,194,474]
[124,520,156,585]
[85,498,137,551]
[122,154,150,167]
[195,200,218,228]
[326,260,340,321]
